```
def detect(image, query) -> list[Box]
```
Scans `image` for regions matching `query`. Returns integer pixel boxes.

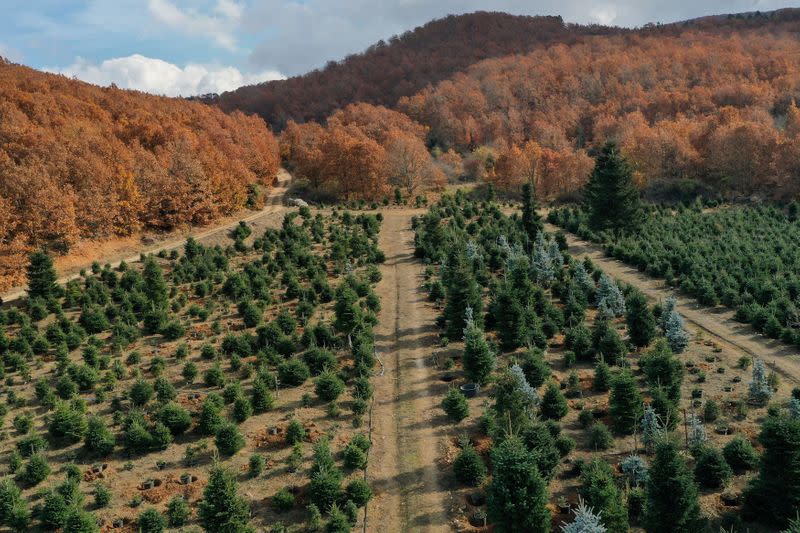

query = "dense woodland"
[0,60,280,290]
[269,10,800,204]
[210,12,620,129]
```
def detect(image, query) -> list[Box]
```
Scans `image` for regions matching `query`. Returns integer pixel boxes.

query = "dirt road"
[1,170,291,304]
[366,209,451,532]
[545,221,800,386]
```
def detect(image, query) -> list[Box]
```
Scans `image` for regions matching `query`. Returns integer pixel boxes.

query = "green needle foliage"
[486,437,550,533]
[644,440,704,533]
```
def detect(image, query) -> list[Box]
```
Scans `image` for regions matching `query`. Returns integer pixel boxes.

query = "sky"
[0,0,795,97]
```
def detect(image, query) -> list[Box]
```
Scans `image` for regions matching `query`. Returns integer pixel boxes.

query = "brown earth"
[366,208,454,532]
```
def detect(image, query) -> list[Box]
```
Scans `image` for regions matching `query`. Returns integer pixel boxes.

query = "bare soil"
[366,208,453,532]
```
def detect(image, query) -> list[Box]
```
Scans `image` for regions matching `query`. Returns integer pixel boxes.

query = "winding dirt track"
[1,170,292,304]
[366,209,450,532]
[545,221,800,386]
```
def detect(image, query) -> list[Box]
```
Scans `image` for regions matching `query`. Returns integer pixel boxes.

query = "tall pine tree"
[486,437,551,533]
[197,465,252,532]
[143,257,169,309]
[609,371,643,434]
[521,182,542,245]
[26,250,58,300]
[583,142,642,232]
[579,459,628,533]
[625,291,656,348]
[743,413,800,528]
[644,440,704,533]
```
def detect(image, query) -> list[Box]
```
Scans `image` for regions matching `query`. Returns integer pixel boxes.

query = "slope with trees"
[0,59,280,290]
[210,12,620,129]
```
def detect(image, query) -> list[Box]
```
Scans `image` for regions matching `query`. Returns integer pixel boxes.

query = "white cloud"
[147,0,242,50]
[590,5,618,25]
[47,54,284,97]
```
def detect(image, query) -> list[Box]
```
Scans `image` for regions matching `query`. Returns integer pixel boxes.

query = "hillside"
[0,60,280,290]
[279,9,800,202]
[210,12,621,129]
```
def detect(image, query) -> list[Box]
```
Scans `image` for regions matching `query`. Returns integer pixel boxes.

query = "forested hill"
[208,12,622,129]
[208,9,800,131]
[0,60,280,289]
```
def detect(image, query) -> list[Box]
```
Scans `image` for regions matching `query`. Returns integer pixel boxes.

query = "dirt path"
[545,221,800,386]
[1,169,292,304]
[366,209,451,532]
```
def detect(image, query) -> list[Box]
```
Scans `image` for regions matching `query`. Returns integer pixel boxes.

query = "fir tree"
[625,292,655,348]
[486,437,551,533]
[493,284,527,352]
[641,403,665,452]
[83,416,115,457]
[540,382,568,421]
[462,309,495,385]
[197,465,252,533]
[561,498,606,533]
[26,250,58,300]
[748,359,773,405]
[664,309,690,354]
[532,235,556,286]
[143,257,169,309]
[639,339,683,402]
[579,459,628,533]
[743,413,800,527]
[609,371,643,434]
[790,397,800,420]
[593,360,612,392]
[583,142,642,232]
[521,182,542,245]
[494,368,538,433]
[443,258,483,339]
[620,455,649,487]
[521,348,550,388]
[595,274,625,318]
[687,413,707,449]
[693,446,732,488]
[644,440,704,533]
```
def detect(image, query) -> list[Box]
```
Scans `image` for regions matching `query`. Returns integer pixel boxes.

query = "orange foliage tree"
[0,60,279,289]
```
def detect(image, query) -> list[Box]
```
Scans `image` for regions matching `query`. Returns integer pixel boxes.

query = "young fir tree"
[540,382,568,421]
[743,413,800,527]
[609,371,643,434]
[444,257,483,340]
[625,292,656,348]
[486,437,551,533]
[664,309,690,354]
[639,339,683,402]
[143,257,169,309]
[748,359,773,406]
[579,459,628,533]
[693,446,732,489]
[644,440,704,533]
[561,498,607,533]
[197,465,252,533]
[595,274,625,318]
[492,284,527,352]
[583,141,642,232]
[27,250,58,300]
[521,182,543,245]
[461,309,495,385]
